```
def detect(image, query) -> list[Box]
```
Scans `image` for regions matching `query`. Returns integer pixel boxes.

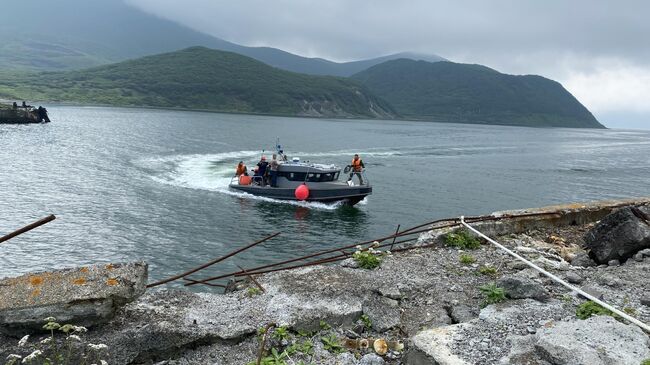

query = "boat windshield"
[280,171,340,182]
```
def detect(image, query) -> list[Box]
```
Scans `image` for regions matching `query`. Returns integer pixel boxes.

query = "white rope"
[459,216,650,333]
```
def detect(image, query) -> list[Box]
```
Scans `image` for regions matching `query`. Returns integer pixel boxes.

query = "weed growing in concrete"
[352,243,390,269]
[6,317,107,365]
[247,287,262,297]
[272,326,290,341]
[360,314,372,330]
[640,359,650,365]
[320,334,344,353]
[576,301,619,320]
[479,283,506,307]
[478,265,498,276]
[286,339,314,356]
[459,253,476,264]
[445,229,481,249]
[249,347,289,365]
[319,320,331,330]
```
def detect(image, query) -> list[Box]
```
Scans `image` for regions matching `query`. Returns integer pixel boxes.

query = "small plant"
[352,243,388,269]
[247,287,262,297]
[320,334,343,353]
[459,253,476,264]
[360,314,372,330]
[576,301,617,320]
[248,347,289,365]
[445,229,481,249]
[479,283,506,306]
[272,326,290,341]
[319,320,331,330]
[286,339,314,356]
[478,265,497,276]
[640,359,650,365]
[7,317,107,365]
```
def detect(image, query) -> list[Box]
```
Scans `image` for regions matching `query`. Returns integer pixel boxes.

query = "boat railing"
[344,169,370,186]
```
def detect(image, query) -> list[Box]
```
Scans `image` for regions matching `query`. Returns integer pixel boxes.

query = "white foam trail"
[137,151,350,210]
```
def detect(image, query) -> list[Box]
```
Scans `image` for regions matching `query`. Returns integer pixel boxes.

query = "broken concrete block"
[0,262,147,336]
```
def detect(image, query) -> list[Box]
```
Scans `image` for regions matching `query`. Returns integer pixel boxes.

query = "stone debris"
[570,251,596,267]
[0,262,147,336]
[497,275,550,302]
[584,205,650,264]
[564,271,584,284]
[1,200,649,364]
[501,315,650,365]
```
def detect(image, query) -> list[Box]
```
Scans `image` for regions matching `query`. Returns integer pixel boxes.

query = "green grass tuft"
[445,229,481,249]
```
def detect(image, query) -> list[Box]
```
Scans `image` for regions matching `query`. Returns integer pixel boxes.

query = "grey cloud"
[125,0,650,127]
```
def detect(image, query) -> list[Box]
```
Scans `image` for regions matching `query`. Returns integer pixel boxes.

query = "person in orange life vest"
[235,161,248,176]
[348,154,365,185]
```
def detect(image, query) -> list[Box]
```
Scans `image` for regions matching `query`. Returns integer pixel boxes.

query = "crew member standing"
[256,156,269,186]
[269,154,280,187]
[348,154,365,185]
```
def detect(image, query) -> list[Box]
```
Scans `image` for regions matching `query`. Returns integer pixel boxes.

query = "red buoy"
[295,183,309,201]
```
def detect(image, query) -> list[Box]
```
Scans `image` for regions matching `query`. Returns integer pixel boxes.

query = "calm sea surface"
[1,106,649,288]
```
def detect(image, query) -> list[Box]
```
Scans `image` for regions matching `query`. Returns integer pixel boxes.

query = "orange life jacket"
[351,158,363,172]
[236,163,247,176]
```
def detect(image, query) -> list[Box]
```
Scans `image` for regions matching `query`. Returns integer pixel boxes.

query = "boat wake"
[134,150,373,210]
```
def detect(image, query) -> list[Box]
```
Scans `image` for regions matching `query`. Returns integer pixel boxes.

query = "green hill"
[0,47,395,118]
[352,59,604,128]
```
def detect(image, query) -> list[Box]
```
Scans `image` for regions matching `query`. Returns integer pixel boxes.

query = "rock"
[376,286,402,300]
[407,326,471,365]
[564,271,584,284]
[335,352,358,365]
[584,206,650,264]
[640,248,650,257]
[633,252,644,262]
[0,262,147,336]
[582,285,605,300]
[607,259,620,266]
[340,258,360,269]
[570,252,596,267]
[363,296,401,332]
[401,305,451,336]
[497,275,550,302]
[501,315,650,365]
[359,353,385,365]
[449,305,477,324]
[641,295,650,307]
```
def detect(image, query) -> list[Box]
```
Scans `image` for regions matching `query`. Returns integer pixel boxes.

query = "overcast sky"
[127,0,649,129]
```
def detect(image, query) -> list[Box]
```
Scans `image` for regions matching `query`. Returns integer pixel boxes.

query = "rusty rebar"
[0,215,56,244]
[236,264,265,293]
[185,226,433,287]
[185,225,438,287]
[256,323,276,365]
[147,232,280,288]
[389,224,401,250]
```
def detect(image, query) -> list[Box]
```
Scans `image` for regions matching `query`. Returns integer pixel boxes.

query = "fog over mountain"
[125,0,650,129]
[1,0,648,128]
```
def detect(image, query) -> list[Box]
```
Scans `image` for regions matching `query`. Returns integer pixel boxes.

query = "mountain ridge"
[352,59,604,128]
[0,47,396,119]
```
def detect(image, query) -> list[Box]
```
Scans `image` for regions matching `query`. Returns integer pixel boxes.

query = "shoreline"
[0,98,610,130]
[1,197,649,364]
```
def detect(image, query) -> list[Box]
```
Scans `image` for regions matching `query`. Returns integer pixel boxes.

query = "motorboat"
[228,152,371,206]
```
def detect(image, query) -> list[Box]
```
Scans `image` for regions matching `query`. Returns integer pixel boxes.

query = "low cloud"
[127,0,650,128]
